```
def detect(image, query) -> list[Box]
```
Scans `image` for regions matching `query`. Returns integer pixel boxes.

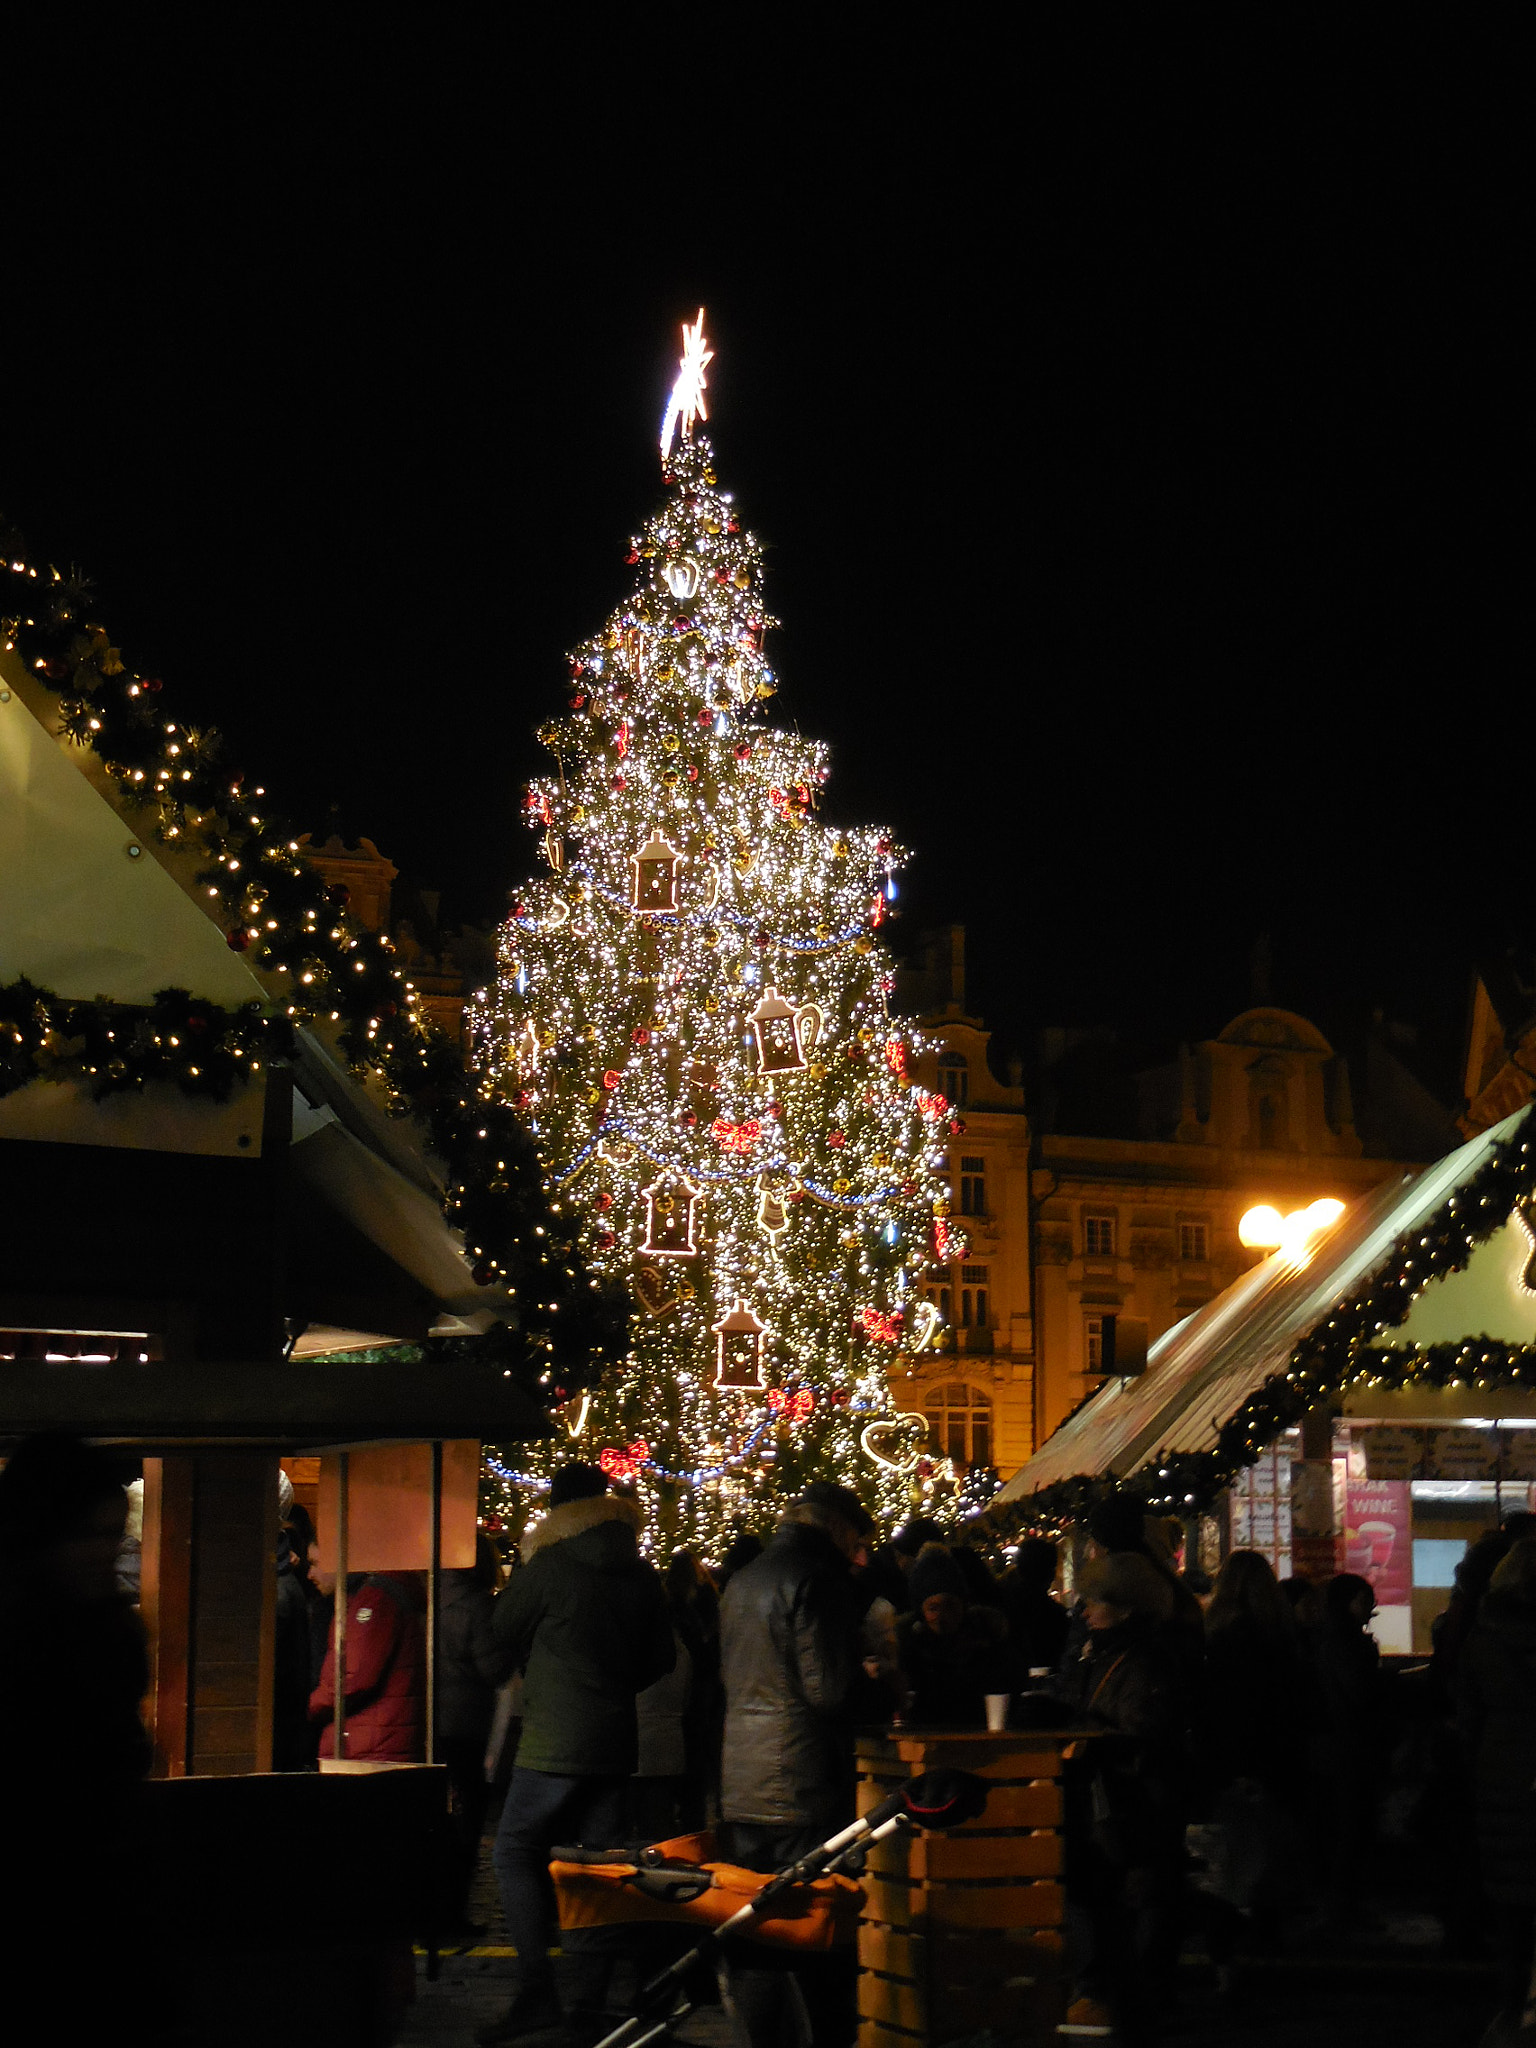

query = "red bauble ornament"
[595,1191,614,1211]
[471,1259,495,1286]
[226,929,251,951]
[570,694,586,711]
[827,1130,846,1149]
[602,1070,622,1090]
[951,1117,967,1135]
[727,518,739,533]
[611,774,627,792]
[752,930,769,950]
[734,742,752,761]
[626,546,640,564]
[686,764,699,782]
[683,1111,697,1127]
[143,676,164,693]
[632,1027,652,1046]
[674,616,693,633]
[697,708,713,727]
[767,1101,784,1120]
[595,1229,616,1250]
[715,569,730,584]
[329,883,351,904]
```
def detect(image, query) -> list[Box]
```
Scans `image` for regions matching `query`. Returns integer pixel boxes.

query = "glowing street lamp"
[1239,1196,1347,1266]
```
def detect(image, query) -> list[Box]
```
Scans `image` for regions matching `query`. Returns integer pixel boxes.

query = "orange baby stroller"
[549,1769,989,2048]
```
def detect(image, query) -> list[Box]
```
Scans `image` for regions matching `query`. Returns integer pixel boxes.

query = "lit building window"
[924,1381,993,1467]
[1179,1220,1209,1261]
[925,1282,954,1340]
[1084,1213,1116,1257]
[939,1054,969,1105]
[959,1156,987,1217]
[1085,1315,1105,1371]
[960,1264,989,1329]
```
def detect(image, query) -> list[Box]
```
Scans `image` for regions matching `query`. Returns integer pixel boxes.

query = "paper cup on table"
[984,1693,1010,1732]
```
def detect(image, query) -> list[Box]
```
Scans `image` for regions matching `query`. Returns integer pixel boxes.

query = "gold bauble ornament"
[815,923,831,941]
[857,1027,874,1046]
[704,995,719,1013]
[662,732,681,753]
[832,1177,851,1195]
[733,568,750,589]
[808,1061,827,1080]
[854,936,873,954]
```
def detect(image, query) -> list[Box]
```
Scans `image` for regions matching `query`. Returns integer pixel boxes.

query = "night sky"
[4,33,1526,1105]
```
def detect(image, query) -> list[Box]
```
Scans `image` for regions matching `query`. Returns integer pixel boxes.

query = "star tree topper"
[660,309,714,462]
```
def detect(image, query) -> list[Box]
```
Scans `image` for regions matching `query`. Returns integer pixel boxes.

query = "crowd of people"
[11,1431,1536,2045]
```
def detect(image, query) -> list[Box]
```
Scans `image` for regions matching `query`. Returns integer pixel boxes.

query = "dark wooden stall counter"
[856,1726,1094,2047]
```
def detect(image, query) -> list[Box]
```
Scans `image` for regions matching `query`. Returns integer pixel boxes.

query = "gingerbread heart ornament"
[860,1412,930,1473]
[633,1262,679,1318]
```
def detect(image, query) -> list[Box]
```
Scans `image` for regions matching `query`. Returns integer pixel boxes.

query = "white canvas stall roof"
[0,652,267,1008]
[997,1105,1534,1503]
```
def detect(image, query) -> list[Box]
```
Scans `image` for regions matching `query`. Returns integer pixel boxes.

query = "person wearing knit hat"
[1053,1534,1190,2040]
[479,1463,674,2044]
[1077,1551,1176,1627]
[896,1544,1023,1728]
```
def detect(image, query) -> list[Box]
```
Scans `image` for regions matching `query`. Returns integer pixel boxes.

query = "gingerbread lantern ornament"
[712,1298,768,1391]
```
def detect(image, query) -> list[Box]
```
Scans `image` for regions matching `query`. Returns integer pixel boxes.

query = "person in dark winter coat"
[896,1543,1022,1726]
[1311,1571,1382,1893]
[998,1536,1070,1674]
[0,1435,153,2039]
[1052,1548,1189,2044]
[1193,1551,1311,1954]
[480,1464,674,2046]
[310,1570,427,1762]
[719,1481,871,2048]
[273,1519,320,1771]
[1434,1513,1536,1694]
[1081,1493,1205,1678]
[1458,1537,1536,2024]
[438,1534,517,1929]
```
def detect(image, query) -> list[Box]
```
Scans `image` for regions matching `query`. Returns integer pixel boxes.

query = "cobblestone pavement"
[394,1832,1504,2046]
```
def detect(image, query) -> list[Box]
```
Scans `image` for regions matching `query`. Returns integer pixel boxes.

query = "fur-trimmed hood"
[522,1490,643,1563]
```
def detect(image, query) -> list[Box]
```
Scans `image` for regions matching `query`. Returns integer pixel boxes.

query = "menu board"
[1229,1447,1292,1579]
[1361,1427,1422,1481]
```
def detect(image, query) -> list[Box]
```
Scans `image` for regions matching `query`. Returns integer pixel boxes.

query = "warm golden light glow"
[660,309,714,461]
[1239,1204,1285,1249]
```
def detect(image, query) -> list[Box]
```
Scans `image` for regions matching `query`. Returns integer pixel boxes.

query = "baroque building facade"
[899,929,1453,1478]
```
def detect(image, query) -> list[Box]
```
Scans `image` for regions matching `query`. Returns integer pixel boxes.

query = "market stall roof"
[996,1103,1536,1505]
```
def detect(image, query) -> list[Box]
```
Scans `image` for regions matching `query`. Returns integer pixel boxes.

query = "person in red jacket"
[309,1571,426,1761]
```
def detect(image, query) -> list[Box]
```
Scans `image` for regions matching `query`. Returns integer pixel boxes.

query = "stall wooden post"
[855,1728,1083,2044]
[332,1451,349,1761]
[426,1438,442,1763]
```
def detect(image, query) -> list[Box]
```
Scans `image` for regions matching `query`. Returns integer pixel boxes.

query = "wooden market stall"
[981,1104,1536,1650]
[0,623,556,2039]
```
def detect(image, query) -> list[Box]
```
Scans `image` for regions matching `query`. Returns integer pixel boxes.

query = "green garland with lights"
[0,532,625,1402]
[975,1117,1536,1538]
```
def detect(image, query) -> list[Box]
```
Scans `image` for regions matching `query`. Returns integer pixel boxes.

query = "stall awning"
[996,1105,1535,1506]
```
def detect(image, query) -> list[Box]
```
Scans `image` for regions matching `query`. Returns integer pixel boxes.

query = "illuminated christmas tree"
[476,316,963,1551]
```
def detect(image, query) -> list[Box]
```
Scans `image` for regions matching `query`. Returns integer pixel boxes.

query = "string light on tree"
[475,315,958,1549]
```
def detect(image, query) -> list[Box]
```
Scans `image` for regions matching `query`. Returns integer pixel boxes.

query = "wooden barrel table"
[855,1726,1088,2046]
